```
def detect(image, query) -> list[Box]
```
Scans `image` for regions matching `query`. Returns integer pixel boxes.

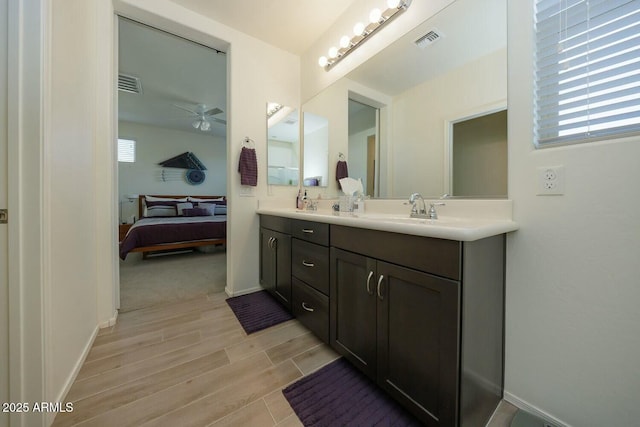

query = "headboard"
[138,195,226,219]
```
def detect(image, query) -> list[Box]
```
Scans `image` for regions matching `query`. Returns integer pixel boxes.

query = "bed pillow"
[182,207,210,217]
[215,205,227,215]
[199,204,217,216]
[176,202,194,216]
[145,205,177,217]
[145,195,188,202]
[188,196,225,203]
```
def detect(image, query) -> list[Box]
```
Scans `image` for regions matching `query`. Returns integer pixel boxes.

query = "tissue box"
[339,195,354,212]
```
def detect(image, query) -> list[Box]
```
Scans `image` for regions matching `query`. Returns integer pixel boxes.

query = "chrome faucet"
[409,193,427,217]
[427,202,445,220]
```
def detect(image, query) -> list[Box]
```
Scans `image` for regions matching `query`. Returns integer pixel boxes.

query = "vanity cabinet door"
[376,261,461,427]
[259,227,292,310]
[330,248,378,379]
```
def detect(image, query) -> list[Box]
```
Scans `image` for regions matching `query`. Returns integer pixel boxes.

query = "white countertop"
[257,204,519,242]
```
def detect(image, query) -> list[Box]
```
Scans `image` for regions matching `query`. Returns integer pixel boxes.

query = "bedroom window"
[534,0,640,147]
[118,138,136,162]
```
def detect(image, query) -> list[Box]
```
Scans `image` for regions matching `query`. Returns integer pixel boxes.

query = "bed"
[119,195,227,260]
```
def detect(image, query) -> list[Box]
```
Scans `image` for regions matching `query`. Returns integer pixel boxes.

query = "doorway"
[348,99,379,197]
[1,0,9,420]
[117,18,228,312]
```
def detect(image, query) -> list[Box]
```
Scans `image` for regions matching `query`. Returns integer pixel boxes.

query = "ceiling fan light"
[200,120,211,131]
[192,120,201,129]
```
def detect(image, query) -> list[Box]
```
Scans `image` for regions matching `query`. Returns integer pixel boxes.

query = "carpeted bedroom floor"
[119,247,226,312]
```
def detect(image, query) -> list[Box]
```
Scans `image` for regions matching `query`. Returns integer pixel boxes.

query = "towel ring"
[338,152,345,160]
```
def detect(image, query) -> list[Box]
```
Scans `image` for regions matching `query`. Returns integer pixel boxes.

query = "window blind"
[118,138,136,163]
[534,0,640,147]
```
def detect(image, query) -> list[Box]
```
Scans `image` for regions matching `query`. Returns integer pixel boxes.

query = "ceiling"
[169,0,359,55]
[119,2,357,138]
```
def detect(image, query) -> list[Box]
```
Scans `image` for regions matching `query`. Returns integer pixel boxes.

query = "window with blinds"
[118,138,136,162]
[534,0,640,147]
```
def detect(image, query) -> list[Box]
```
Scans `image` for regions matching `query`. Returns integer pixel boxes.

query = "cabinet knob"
[302,302,315,312]
[366,271,374,295]
[377,275,385,300]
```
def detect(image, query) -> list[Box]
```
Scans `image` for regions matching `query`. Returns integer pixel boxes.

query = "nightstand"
[119,224,132,242]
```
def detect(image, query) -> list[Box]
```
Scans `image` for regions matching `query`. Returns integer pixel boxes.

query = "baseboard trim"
[503,391,570,427]
[224,285,263,298]
[99,310,118,328]
[49,323,100,424]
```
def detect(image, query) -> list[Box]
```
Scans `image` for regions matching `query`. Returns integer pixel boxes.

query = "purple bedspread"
[119,216,226,260]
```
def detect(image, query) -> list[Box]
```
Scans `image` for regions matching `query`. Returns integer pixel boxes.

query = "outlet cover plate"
[537,166,564,195]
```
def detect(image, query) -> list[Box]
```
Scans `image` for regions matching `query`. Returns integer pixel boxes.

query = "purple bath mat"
[283,358,422,426]
[226,290,293,334]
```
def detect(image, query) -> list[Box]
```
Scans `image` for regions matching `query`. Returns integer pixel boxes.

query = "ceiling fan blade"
[172,104,199,115]
[211,117,227,125]
[203,107,223,116]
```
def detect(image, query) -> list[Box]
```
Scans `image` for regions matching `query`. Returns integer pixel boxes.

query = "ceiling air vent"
[118,73,142,94]
[414,29,444,49]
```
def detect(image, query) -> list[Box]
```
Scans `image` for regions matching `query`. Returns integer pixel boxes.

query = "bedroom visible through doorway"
[117,17,228,312]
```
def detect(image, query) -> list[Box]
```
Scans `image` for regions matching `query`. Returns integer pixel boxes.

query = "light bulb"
[200,120,210,131]
[353,22,365,36]
[339,35,351,49]
[369,8,382,23]
[328,46,338,59]
[387,0,401,8]
[318,56,328,67]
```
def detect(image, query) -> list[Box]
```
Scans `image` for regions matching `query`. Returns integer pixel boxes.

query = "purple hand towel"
[336,160,349,181]
[238,147,258,186]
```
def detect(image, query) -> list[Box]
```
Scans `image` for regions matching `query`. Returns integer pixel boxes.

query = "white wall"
[118,121,227,221]
[0,0,9,425]
[391,48,506,198]
[46,0,101,414]
[505,1,640,425]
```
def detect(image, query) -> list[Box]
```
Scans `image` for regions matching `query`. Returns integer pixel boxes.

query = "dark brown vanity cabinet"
[330,225,505,427]
[290,219,330,343]
[259,216,292,310]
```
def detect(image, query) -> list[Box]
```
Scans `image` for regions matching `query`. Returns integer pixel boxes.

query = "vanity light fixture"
[318,0,412,70]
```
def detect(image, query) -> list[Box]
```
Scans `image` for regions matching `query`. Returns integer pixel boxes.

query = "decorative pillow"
[197,200,226,206]
[176,202,194,216]
[188,196,225,203]
[200,204,217,216]
[215,205,227,215]
[182,207,210,217]
[145,205,177,217]
[145,200,182,207]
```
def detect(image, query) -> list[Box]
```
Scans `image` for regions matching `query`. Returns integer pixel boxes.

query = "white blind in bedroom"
[118,138,136,162]
[534,0,640,147]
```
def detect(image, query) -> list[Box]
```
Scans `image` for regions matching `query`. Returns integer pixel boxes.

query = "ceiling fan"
[173,103,226,131]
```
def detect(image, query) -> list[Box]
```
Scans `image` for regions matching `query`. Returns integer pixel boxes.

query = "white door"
[1,0,9,423]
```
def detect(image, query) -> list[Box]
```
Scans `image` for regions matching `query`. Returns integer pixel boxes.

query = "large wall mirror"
[267,103,300,186]
[301,0,507,199]
[302,112,329,187]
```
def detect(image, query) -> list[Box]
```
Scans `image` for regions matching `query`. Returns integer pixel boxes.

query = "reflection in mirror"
[348,99,378,197]
[303,0,506,199]
[267,103,299,186]
[450,109,507,197]
[302,112,329,187]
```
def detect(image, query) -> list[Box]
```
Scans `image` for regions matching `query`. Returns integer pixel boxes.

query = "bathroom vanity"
[258,200,517,427]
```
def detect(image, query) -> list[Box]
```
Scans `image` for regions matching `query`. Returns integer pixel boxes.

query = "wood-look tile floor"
[53,291,518,427]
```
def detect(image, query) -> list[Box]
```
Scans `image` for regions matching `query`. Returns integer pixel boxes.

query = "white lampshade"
[369,8,382,23]
[353,22,365,36]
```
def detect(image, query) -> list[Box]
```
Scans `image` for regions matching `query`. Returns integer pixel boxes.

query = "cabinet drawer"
[291,219,329,246]
[292,278,329,343]
[292,239,329,295]
[260,215,291,234]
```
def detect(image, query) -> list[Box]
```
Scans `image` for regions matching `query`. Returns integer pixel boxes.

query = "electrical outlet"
[537,166,564,195]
